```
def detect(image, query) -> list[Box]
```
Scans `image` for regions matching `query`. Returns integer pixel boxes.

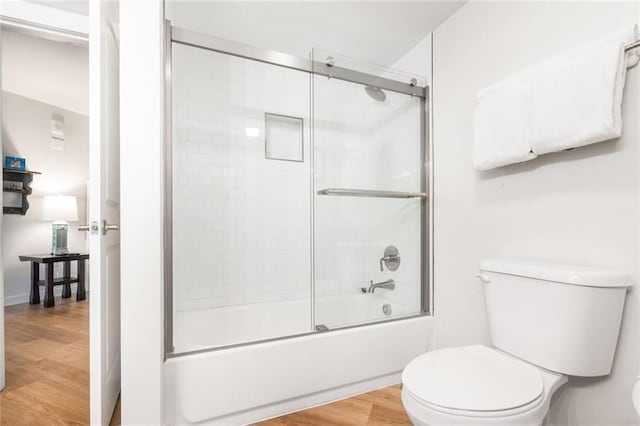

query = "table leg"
[29,262,40,305]
[77,259,86,301]
[62,261,72,298]
[44,263,55,308]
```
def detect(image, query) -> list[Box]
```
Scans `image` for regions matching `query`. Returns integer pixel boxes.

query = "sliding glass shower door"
[171,42,313,353]
[312,50,428,330]
[167,28,430,356]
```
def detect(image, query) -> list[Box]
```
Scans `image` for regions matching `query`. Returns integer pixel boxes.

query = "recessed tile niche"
[265,113,304,162]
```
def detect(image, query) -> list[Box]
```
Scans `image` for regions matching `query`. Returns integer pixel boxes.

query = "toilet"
[401,259,630,426]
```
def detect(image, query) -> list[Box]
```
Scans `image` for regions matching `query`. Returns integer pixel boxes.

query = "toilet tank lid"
[480,259,631,288]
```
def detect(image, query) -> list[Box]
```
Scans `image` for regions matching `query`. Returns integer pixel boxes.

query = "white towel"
[472,81,536,171]
[472,25,640,171]
[530,26,640,155]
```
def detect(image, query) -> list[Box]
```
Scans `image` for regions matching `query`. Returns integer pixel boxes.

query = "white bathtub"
[166,297,431,425]
[174,293,417,353]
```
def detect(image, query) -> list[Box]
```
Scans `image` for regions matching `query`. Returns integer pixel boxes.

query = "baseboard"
[4,283,80,306]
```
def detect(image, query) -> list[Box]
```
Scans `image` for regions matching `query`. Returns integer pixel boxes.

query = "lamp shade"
[42,195,78,222]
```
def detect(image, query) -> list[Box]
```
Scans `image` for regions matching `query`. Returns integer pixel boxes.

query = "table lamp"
[42,195,78,255]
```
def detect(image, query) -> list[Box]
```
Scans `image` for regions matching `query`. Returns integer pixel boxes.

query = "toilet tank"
[479,259,630,377]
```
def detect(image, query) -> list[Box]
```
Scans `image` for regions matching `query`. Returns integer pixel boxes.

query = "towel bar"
[317,188,428,199]
[625,39,640,52]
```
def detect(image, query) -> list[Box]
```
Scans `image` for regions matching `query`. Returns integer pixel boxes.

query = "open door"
[88,1,120,424]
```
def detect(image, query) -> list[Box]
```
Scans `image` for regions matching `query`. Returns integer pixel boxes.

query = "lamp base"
[51,222,69,255]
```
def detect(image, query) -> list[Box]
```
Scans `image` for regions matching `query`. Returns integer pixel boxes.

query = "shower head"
[364,85,387,102]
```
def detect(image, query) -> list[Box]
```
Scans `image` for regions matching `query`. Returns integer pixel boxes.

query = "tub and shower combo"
[163,21,432,424]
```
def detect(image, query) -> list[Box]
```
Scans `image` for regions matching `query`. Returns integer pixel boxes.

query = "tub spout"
[364,279,395,293]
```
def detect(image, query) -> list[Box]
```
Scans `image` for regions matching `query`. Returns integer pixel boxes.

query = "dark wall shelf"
[3,168,41,215]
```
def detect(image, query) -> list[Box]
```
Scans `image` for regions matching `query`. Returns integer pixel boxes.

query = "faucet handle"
[380,245,401,271]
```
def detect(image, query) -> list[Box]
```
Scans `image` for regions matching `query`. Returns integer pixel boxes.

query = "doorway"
[0,24,93,424]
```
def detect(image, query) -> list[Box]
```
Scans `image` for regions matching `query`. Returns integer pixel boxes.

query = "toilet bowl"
[401,259,630,426]
[401,345,567,426]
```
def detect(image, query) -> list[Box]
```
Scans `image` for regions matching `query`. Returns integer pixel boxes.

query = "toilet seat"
[402,386,544,420]
[402,345,544,415]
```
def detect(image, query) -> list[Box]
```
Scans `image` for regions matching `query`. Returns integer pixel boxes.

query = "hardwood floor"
[0,297,89,425]
[258,384,412,426]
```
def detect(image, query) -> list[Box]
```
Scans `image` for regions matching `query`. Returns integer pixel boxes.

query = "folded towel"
[472,25,639,170]
[472,81,536,171]
[530,26,640,155]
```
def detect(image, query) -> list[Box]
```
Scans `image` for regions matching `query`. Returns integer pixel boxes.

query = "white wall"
[432,2,639,424]
[119,0,164,423]
[1,29,89,308]
[1,91,88,306]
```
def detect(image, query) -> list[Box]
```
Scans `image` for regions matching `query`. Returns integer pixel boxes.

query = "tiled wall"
[173,44,311,311]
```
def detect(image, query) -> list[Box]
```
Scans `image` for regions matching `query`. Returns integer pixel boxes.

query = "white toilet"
[401,259,630,426]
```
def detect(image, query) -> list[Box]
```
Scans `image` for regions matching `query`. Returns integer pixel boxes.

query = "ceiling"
[25,0,89,16]
[1,29,88,115]
[166,1,466,67]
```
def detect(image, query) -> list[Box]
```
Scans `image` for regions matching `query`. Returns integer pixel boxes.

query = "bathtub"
[165,295,431,424]
[174,292,419,352]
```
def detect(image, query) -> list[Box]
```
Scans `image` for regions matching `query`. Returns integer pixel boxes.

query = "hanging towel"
[472,25,639,171]
[472,81,536,171]
[529,26,640,155]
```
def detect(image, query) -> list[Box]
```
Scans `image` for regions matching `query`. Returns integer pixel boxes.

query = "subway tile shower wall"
[173,44,311,311]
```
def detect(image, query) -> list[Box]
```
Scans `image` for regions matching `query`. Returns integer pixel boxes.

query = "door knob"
[102,220,120,235]
[78,222,99,234]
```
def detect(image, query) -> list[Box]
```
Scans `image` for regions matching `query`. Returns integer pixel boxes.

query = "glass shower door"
[171,42,313,353]
[312,50,428,330]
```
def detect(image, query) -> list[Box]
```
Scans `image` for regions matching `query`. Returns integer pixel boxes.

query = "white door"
[89,1,121,424]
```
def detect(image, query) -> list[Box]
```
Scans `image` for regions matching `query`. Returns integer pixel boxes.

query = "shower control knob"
[380,245,400,271]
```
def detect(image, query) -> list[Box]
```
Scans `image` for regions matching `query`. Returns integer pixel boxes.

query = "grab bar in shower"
[316,188,428,199]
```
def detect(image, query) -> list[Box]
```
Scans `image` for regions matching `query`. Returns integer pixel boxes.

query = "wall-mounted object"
[42,194,79,255]
[380,245,401,271]
[5,156,26,171]
[265,113,303,162]
[3,168,41,215]
[51,113,65,151]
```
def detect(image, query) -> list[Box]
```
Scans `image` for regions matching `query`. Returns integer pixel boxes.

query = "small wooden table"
[18,253,89,308]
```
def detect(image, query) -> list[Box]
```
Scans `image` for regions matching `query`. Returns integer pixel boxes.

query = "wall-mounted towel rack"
[317,188,428,199]
[625,39,640,52]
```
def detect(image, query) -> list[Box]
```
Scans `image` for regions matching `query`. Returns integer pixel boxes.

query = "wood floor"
[0,297,89,425]
[258,384,412,426]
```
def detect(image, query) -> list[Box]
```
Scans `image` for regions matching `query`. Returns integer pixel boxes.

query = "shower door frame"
[163,20,432,358]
